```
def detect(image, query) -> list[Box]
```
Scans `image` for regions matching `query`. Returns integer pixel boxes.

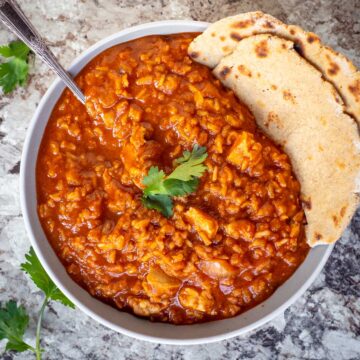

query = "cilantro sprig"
[0,248,74,359]
[141,145,208,217]
[21,248,74,308]
[0,301,35,353]
[0,40,31,94]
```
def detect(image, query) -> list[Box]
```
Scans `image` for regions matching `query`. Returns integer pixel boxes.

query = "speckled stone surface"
[0,1,359,359]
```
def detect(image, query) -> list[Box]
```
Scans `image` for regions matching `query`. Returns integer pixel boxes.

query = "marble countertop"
[0,0,359,359]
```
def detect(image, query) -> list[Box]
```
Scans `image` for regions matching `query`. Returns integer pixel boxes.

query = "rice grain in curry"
[36,33,309,324]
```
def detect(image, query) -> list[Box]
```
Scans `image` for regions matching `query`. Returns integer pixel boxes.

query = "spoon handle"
[0,0,85,104]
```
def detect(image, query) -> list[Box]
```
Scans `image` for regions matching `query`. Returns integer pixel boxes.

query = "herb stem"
[35,296,48,360]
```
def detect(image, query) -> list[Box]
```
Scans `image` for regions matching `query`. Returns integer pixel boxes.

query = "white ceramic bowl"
[20,20,333,345]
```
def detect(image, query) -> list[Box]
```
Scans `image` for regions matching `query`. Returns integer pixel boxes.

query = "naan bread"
[188,11,360,124]
[211,34,360,246]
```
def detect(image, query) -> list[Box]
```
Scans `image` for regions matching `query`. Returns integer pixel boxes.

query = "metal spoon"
[0,0,85,104]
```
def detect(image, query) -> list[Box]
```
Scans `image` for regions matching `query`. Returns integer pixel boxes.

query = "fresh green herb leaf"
[141,145,207,217]
[0,41,31,94]
[175,144,207,165]
[162,178,199,196]
[17,247,74,359]
[168,145,207,181]
[2,247,75,358]
[0,300,34,353]
[142,194,173,218]
[21,248,75,309]
[0,41,30,60]
[142,166,166,186]
[0,58,29,93]
[142,166,167,196]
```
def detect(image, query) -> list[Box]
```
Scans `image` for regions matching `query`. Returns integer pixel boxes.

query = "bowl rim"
[20,19,334,345]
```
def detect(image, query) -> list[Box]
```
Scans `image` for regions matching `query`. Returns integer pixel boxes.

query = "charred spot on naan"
[255,39,269,57]
[219,66,232,79]
[230,32,242,41]
[237,64,252,77]
[264,112,283,129]
[332,215,339,227]
[340,206,347,218]
[222,45,232,53]
[289,27,296,35]
[348,79,360,102]
[302,198,312,210]
[231,19,255,29]
[264,20,275,29]
[326,61,340,76]
[306,33,320,44]
[283,89,297,104]
[189,51,199,59]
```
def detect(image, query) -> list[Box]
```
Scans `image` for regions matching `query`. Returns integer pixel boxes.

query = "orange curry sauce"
[36,33,309,324]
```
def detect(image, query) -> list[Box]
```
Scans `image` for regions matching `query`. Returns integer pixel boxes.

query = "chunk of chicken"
[146,266,181,295]
[178,287,214,313]
[224,219,255,242]
[226,131,263,173]
[127,296,163,317]
[197,259,236,279]
[184,207,218,245]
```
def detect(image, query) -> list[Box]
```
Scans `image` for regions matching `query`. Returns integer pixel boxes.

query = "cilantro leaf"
[142,166,166,186]
[0,41,31,94]
[2,245,74,358]
[142,194,173,218]
[0,58,29,93]
[21,248,75,309]
[142,166,167,196]
[175,144,207,165]
[141,145,207,217]
[168,145,207,181]
[0,41,30,60]
[0,300,34,353]
[162,178,199,196]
